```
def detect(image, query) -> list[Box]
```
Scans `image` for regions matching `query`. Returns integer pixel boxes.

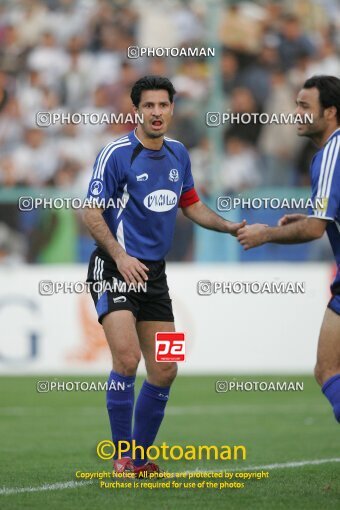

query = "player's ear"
[326,105,337,121]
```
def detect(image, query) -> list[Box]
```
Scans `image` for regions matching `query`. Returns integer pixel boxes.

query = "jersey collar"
[132,128,165,152]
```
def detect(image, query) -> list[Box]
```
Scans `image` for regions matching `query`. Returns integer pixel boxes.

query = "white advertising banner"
[0,263,333,374]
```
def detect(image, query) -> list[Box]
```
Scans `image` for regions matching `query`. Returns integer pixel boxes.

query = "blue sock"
[106,371,135,457]
[322,374,340,422]
[133,380,170,467]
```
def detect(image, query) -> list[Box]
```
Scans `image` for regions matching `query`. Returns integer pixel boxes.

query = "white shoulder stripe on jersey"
[317,139,340,218]
[98,142,131,180]
[325,137,340,198]
[316,137,340,218]
[317,137,337,199]
[321,137,338,197]
[164,136,183,145]
[316,138,332,198]
[93,137,128,179]
[94,137,129,179]
[93,137,129,179]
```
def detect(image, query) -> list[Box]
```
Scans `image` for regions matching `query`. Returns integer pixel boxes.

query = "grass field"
[0,375,340,510]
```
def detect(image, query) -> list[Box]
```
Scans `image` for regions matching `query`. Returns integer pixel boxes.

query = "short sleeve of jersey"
[181,148,195,194]
[309,136,340,221]
[179,148,200,208]
[86,144,122,208]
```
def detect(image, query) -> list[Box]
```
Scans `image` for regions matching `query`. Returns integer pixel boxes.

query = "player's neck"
[134,126,164,150]
[313,125,340,149]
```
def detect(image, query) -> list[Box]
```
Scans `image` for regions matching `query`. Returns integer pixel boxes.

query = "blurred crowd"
[0,0,339,262]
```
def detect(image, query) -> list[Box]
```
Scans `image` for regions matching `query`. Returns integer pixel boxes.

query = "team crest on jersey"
[169,169,179,182]
[90,180,103,196]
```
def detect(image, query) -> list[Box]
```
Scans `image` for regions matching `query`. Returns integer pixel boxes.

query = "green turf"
[0,375,339,510]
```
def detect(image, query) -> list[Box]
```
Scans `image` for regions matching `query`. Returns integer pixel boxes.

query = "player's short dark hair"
[130,76,176,107]
[303,75,340,124]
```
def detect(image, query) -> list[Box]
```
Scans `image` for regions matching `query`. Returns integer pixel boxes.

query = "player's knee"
[314,362,340,386]
[314,363,324,386]
[113,352,141,376]
[153,363,178,386]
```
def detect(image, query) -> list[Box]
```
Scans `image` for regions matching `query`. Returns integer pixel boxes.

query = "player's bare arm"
[278,213,308,226]
[83,206,149,285]
[237,217,327,250]
[182,200,246,236]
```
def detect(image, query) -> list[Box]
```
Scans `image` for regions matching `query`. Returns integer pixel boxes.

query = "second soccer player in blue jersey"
[84,76,245,475]
[237,75,340,425]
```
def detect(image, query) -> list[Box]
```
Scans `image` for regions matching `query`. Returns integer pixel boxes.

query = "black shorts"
[87,248,174,324]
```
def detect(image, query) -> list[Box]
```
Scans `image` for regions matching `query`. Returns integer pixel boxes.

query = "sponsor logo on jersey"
[169,168,179,182]
[90,180,103,196]
[136,173,149,182]
[143,190,177,212]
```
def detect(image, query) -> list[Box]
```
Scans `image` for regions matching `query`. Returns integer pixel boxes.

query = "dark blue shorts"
[87,248,174,324]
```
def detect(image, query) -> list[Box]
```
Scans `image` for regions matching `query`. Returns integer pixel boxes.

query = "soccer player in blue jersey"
[237,75,340,424]
[83,76,245,474]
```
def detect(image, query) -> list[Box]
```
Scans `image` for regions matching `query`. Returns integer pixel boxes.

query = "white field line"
[1,458,340,496]
[187,457,340,474]
[0,404,328,416]
[0,481,93,495]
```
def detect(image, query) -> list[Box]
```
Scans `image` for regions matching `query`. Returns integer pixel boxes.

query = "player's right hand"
[278,213,307,226]
[115,253,149,285]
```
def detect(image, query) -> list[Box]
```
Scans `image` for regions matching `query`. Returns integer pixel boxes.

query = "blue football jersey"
[309,128,340,294]
[86,130,199,261]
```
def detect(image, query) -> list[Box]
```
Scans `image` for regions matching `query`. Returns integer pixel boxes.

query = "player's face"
[134,89,174,139]
[295,88,328,138]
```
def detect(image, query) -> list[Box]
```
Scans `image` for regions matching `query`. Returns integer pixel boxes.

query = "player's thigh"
[316,306,340,384]
[102,310,141,373]
[137,321,177,384]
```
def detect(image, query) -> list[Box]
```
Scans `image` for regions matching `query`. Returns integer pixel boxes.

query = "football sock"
[106,371,135,457]
[133,380,170,467]
[322,374,340,422]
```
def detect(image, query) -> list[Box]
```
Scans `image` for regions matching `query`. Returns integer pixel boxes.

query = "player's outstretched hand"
[278,213,307,226]
[115,253,149,285]
[227,219,247,237]
[237,223,269,250]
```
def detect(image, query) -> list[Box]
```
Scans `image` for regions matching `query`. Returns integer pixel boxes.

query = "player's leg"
[137,320,178,385]
[102,310,141,468]
[133,320,177,470]
[314,301,340,422]
[103,310,141,375]
[87,249,143,470]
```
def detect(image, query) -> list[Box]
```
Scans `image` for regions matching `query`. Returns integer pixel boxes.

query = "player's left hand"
[227,219,247,237]
[237,223,269,250]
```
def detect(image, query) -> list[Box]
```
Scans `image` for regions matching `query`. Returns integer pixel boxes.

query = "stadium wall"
[0,263,333,375]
